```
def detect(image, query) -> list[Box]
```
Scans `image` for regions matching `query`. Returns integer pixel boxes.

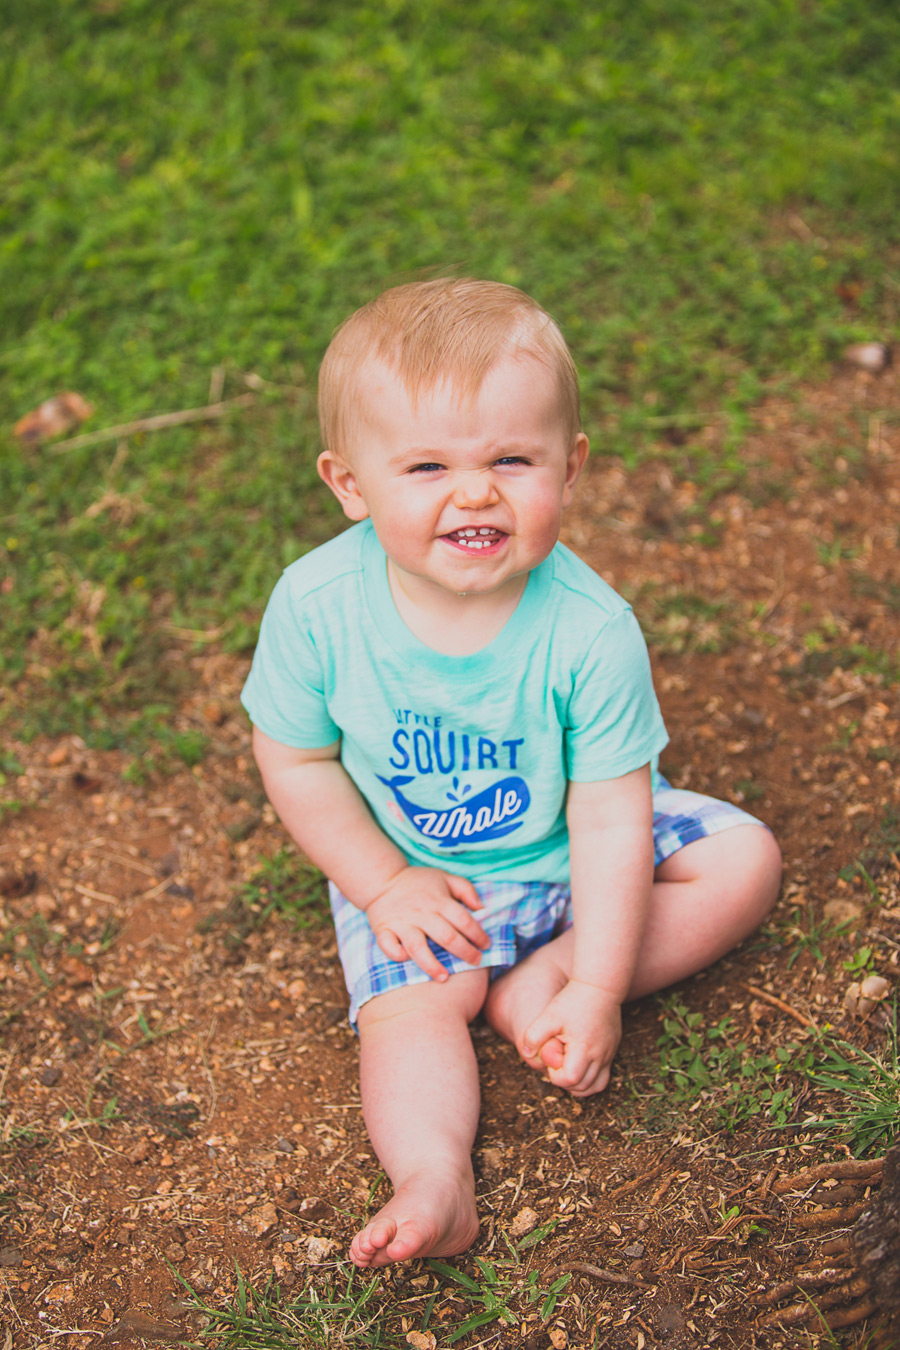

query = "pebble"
[307,1235,338,1263]
[244,1202,279,1237]
[508,1205,539,1238]
[844,342,891,372]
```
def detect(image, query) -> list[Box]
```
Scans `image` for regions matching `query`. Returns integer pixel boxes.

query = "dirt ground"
[2,364,899,1349]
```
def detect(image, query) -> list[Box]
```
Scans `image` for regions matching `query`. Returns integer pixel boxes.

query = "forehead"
[352,352,565,444]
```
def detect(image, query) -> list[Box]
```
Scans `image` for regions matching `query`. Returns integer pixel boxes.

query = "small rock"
[508,1205,539,1239]
[0,1246,23,1267]
[164,1243,186,1263]
[478,1146,504,1174]
[47,744,70,766]
[126,1138,155,1164]
[549,1328,568,1349]
[245,1203,279,1238]
[307,1235,338,1263]
[275,1137,295,1154]
[406,1332,437,1350]
[624,1242,645,1257]
[824,897,864,926]
[844,342,891,373]
[59,954,94,987]
[845,974,891,1019]
[39,1066,62,1087]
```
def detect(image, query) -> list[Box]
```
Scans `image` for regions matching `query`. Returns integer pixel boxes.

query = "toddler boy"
[241,278,782,1269]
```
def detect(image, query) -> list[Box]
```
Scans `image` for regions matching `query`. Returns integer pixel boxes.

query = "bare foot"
[350,1167,479,1269]
[484,932,571,1073]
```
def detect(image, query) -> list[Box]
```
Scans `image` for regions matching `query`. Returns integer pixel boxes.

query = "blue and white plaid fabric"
[330,780,765,1027]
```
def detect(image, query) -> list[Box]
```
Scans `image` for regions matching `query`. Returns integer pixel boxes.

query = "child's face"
[317,353,588,608]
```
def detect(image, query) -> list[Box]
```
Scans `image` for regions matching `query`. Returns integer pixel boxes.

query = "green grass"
[177,1224,571,1349]
[2,0,900,744]
[642,993,900,1156]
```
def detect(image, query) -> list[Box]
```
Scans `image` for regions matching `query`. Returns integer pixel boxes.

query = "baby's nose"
[451,468,499,508]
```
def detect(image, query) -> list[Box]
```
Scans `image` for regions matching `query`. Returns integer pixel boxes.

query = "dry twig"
[545,1260,652,1290]
[49,394,256,452]
[743,982,818,1029]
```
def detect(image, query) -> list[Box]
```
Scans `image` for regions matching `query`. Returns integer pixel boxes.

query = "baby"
[241,277,782,1269]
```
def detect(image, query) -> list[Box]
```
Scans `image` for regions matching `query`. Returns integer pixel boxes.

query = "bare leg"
[485,825,782,1077]
[351,968,489,1268]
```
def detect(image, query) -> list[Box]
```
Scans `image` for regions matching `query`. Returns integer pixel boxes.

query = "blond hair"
[318,277,581,457]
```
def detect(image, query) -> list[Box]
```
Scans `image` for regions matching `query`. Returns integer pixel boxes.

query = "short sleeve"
[240,573,340,748]
[564,608,668,781]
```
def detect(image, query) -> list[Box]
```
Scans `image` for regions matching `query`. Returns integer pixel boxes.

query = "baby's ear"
[562,432,590,506]
[316,450,370,521]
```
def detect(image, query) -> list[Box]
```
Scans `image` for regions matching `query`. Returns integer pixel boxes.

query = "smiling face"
[317,353,589,614]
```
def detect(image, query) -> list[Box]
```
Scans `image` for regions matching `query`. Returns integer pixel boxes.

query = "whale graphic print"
[377,773,531,847]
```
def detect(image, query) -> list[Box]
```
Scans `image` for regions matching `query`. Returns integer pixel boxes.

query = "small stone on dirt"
[307,1235,338,1263]
[405,1332,437,1350]
[245,1202,279,1237]
[126,1138,154,1164]
[509,1206,539,1238]
[39,1066,62,1087]
[275,1136,295,1153]
[0,1246,23,1267]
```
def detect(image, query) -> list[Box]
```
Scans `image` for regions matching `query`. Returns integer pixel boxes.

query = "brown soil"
[2,365,899,1349]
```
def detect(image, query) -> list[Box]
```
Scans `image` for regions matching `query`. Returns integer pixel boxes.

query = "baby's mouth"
[444,527,505,550]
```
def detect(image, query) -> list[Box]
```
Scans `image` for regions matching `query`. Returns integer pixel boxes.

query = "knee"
[735,826,783,923]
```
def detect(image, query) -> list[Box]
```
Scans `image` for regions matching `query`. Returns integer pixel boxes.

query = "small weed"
[200,849,329,951]
[815,536,861,566]
[238,848,329,931]
[802,1004,900,1156]
[648,997,807,1131]
[178,1263,383,1349]
[842,945,876,976]
[0,753,24,783]
[765,904,846,970]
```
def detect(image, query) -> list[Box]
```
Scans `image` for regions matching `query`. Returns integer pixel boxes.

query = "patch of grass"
[178,1223,571,1348]
[632,587,736,655]
[2,0,900,743]
[645,997,807,1132]
[199,848,329,951]
[239,848,330,930]
[802,1005,900,1157]
[841,806,900,885]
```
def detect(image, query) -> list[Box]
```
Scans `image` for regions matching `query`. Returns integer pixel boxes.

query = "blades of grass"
[445,1304,517,1344]
[516,1218,560,1250]
[426,1259,482,1292]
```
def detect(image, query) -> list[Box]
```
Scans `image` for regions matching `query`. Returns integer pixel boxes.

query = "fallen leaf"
[14,391,93,444]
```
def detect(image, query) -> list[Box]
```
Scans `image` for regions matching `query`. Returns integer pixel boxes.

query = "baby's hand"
[520,979,622,1097]
[364,867,490,981]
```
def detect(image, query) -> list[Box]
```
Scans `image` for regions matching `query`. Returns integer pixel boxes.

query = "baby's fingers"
[446,873,484,912]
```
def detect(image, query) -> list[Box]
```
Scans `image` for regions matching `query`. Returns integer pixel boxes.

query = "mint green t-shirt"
[241,520,668,884]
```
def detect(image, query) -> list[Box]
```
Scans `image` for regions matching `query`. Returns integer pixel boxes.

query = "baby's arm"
[521,765,654,1095]
[251,726,490,980]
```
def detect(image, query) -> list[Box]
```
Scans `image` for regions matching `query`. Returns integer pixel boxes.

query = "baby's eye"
[408,462,444,474]
[495,455,530,467]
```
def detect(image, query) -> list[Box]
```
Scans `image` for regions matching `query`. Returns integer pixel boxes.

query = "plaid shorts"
[330,780,766,1027]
